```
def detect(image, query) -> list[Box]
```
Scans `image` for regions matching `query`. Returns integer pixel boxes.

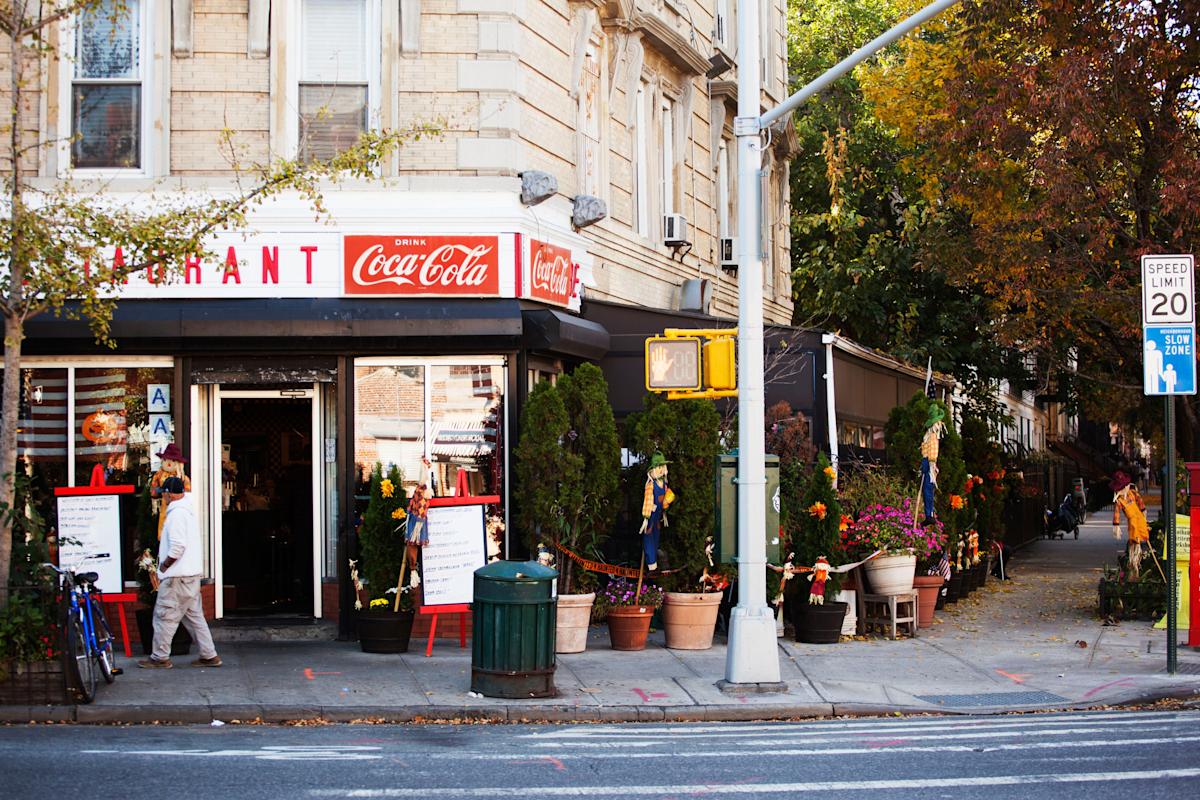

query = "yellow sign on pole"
[1155,514,1191,631]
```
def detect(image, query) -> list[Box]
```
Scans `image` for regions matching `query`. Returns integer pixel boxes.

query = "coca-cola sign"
[528,239,575,307]
[343,235,501,296]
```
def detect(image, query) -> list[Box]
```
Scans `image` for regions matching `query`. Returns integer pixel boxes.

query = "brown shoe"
[137,658,173,669]
[191,656,222,668]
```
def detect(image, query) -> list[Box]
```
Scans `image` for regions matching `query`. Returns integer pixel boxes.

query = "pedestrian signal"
[703,338,736,391]
[645,337,702,391]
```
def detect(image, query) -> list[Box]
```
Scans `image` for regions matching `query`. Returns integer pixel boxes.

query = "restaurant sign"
[343,235,501,296]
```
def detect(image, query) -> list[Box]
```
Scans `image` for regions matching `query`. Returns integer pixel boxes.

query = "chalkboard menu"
[55,486,134,594]
[420,498,495,607]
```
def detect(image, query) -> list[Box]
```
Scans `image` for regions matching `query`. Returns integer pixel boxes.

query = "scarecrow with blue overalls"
[638,452,675,571]
[919,405,947,524]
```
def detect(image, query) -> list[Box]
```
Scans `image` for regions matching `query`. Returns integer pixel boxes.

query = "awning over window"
[521,308,610,360]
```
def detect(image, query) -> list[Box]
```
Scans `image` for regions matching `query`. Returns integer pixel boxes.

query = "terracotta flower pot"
[912,575,943,628]
[863,553,917,595]
[555,593,595,654]
[662,592,722,650]
[606,605,654,651]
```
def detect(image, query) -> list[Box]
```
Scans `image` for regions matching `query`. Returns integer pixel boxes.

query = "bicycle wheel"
[66,608,97,703]
[90,596,117,684]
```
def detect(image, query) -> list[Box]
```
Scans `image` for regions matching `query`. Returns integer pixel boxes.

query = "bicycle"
[43,560,121,703]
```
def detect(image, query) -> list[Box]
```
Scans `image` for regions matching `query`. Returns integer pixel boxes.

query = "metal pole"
[1167,397,1177,674]
[759,0,962,129]
[725,0,780,687]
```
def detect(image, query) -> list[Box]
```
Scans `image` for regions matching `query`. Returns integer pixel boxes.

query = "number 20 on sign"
[1142,254,1195,326]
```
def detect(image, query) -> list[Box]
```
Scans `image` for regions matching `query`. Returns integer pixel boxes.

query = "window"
[299,0,372,162]
[634,81,650,236]
[717,139,731,239]
[661,98,674,220]
[70,0,144,169]
[714,0,730,49]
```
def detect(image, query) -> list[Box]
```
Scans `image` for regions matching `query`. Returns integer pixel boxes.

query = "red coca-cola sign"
[343,235,500,296]
[528,239,575,307]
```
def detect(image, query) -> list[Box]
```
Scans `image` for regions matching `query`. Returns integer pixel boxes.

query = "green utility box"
[714,453,781,564]
[471,560,558,699]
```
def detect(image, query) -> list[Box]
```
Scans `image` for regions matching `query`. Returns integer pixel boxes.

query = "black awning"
[521,308,610,360]
[23,298,525,354]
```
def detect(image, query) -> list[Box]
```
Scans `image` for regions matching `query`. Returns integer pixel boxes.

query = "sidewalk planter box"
[1097,578,1166,621]
[0,659,71,705]
[607,606,654,651]
[662,592,722,650]
[795,601,847,644]
[555,593,595,654]
[944,572,963,604]
[357,609,416,653]
[863,554,917,596]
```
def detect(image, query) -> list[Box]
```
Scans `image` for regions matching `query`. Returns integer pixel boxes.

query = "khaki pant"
[152,575,218,662]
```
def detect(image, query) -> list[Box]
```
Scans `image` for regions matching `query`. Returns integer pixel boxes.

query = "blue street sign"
[1143,325,1197,395]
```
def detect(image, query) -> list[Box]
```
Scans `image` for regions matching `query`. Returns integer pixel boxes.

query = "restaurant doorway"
[213,388,321,619]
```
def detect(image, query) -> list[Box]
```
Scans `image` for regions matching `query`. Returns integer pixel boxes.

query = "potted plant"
[854,499,946,596]
[627,394,723,649]
[785,454,850,643]
[515,364,620,653]
[354,463,416,654]
[594,576,665,651]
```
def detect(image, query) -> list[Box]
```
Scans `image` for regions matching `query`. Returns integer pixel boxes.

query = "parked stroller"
[1045,494,1080,540]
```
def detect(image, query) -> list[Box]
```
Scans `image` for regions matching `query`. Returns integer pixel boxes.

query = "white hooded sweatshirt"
[159,493,202,579]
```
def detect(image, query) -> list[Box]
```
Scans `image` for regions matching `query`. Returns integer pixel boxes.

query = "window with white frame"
[717,139,731,239]
[634,81,650,236]
[298,0,372,162]
[714,0,730,49]
[70,0,144,169]
[661,97,674,220]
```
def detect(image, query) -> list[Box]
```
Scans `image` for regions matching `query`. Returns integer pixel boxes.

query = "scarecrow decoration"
[149,443,190,541]
[807,556,831,605]
[919,405,947,523]
[638,452,675,571]
[1111,471,1149,579]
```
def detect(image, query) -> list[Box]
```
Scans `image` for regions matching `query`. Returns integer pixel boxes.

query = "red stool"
[100,592,139,657]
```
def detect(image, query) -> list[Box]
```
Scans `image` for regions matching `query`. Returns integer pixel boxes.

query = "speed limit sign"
[1142,254,1195,326]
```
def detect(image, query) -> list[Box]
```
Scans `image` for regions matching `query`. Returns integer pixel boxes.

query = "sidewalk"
[5,518,1200,724]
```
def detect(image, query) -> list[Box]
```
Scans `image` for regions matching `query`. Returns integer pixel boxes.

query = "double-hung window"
[70,0,144,170]
[633,81,650,236]
[661,98,674,220]
[298,0,372,162]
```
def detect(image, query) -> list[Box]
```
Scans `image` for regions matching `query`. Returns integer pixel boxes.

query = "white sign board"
[420,504,488,606]
[1142,254,1195,326]
[56,493,123,594]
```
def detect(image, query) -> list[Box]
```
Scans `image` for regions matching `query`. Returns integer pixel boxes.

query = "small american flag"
[929,552,951,581]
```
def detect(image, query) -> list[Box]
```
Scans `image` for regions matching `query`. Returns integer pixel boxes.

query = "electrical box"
[714,454,780,565]
[703,337,736,391]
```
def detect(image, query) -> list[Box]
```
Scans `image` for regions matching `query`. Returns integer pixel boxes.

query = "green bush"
[785,454,846,599]
[961,414,1007,546]
[627,394,722,591]
[359,463,408,605]
[884,393,965,552]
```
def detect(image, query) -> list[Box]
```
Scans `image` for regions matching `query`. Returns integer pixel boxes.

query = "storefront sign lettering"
[528,239,575,307]
[343,236,500,296]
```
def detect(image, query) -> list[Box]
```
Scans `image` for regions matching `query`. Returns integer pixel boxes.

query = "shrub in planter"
[354,463,416,653]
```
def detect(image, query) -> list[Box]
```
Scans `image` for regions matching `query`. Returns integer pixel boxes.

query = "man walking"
[138,476,222,669]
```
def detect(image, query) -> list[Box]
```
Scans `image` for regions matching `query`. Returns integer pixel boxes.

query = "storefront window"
[74,366,174,488]
[16,368,70,531]
[429,365,503,498]
[353,364,426,492]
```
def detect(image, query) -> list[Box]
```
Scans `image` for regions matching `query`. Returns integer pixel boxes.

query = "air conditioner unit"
[719,237,737,272]
[663,213,689,247]
[714,13,728,48]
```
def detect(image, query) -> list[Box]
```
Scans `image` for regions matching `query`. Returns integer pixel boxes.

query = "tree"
[358,464,408,603]
[786,453,845,597]
[0,1,434,599]
[864,0,1200,451]
[787,0,1014,407]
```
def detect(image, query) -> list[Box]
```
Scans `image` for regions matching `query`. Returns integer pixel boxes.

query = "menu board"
[56,491,125,594]
[420,502,489,607]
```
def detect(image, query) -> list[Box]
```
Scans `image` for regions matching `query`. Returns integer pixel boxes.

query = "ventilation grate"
[916,691,1070,707]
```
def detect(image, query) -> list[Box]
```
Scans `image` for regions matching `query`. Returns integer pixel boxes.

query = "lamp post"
[724,0,963,688]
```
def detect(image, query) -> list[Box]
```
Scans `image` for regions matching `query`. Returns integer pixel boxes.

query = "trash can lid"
[474,560,558,582]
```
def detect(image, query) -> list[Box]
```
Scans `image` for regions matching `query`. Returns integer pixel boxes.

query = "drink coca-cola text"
[343,236,500,296]
[528,239,575,306]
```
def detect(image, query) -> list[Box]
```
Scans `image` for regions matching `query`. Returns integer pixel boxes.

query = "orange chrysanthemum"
[808,502,828,520]
[949,494,965,510]
[380,478,395,498]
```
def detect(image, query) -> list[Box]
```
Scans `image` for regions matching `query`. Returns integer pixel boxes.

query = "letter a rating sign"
[1142,255,1196,396]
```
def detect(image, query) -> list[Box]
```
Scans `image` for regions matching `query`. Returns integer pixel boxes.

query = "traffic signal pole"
[724,0,962,688]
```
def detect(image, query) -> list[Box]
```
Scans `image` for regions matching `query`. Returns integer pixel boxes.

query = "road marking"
[995,669,1030,683]
[410,733,1200,762]
[308,767,1200,796]
[82,745,381,761]
[522,711,1194,739]
[1082,677,1137,698]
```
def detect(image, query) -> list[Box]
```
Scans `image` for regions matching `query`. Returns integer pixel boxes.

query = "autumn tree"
[0,1,436,598]
[863,0,1200,451]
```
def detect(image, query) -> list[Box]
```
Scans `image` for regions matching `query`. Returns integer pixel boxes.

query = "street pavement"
[3,517,1199,724]
[2,709,1199,798]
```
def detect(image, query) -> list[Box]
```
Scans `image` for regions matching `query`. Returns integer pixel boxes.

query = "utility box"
[714,453,780,564]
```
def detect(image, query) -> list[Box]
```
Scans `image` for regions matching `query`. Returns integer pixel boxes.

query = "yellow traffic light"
[645,337,702,391]
[703,338,737,391]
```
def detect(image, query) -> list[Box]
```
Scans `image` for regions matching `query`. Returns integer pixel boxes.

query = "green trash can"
[471,560,558,698]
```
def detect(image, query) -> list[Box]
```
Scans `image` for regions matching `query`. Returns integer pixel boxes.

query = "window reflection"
[353,365,425,492]
[429,365,503,498]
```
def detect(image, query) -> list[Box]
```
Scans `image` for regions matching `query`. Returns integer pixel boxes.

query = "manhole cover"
[1166,662,1200,675]
[915,691,1069,707]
